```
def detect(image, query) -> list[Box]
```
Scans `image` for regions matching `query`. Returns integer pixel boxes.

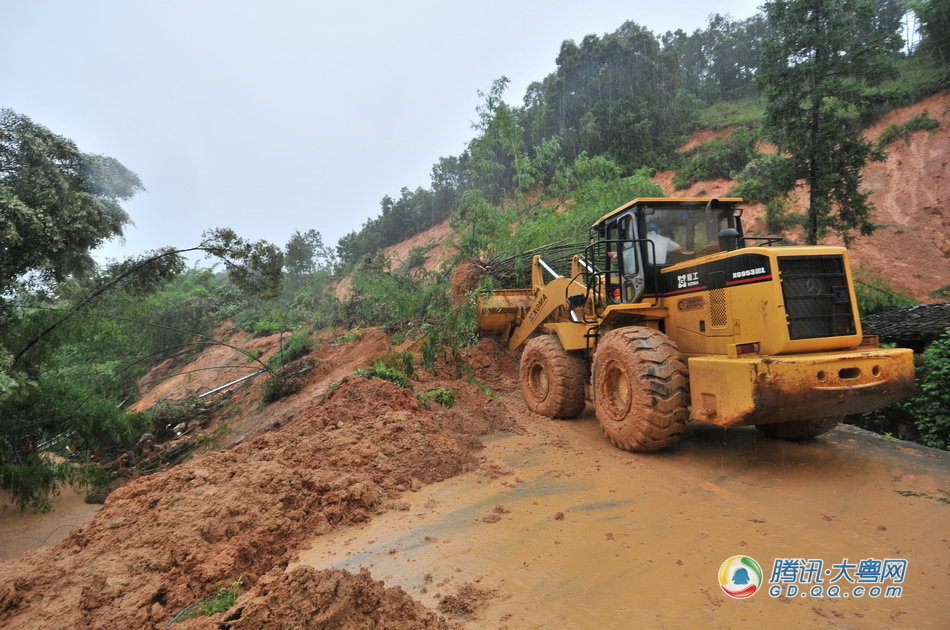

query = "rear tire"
[519,335,586,418]
[756,418,839,440]
[592,327,689,452]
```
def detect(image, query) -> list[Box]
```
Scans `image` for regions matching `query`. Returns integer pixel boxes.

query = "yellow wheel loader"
[476,197,915,451]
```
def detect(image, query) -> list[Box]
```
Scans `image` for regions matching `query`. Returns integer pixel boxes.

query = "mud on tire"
[592,327,689,452]
[519,335,586,419]
[756,418,839,440]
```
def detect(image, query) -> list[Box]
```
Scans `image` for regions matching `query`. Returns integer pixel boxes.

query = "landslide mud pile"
[180,567,451,630]
[0,359,515,629]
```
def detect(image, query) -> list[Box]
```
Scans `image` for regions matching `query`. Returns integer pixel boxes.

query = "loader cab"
[589,198,746,304]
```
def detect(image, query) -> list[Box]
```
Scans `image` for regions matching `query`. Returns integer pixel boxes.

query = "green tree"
[760,0,901,245]
[468,77,531,202]
[284,229,334,276]
[908,0,950,66]
[0,109,143,295]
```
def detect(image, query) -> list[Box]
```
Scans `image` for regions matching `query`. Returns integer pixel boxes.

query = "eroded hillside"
[658,92,950,301]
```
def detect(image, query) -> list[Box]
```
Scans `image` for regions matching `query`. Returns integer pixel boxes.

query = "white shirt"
[646,231,681,264]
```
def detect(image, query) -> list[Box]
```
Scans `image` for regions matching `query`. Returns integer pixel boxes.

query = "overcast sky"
[3,0,762,264]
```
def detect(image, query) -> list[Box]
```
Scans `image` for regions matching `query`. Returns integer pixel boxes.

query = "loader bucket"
[476,289,534,334]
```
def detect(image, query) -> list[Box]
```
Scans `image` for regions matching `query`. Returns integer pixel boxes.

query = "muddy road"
[293,405,949,629]
[1,334,947,629]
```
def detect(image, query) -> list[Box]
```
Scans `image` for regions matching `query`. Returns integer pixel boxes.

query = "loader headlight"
[735,342,759,355]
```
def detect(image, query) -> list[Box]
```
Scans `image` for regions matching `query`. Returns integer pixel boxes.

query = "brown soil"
[656,91,950,301]
[676,125,739,153]
[134,327,395,445]
[381,217,455,274]
[335,218,456,301]
[0,334,514,629]
[131,323,283,411]
[447,259,485,306]
[179,567,451,629]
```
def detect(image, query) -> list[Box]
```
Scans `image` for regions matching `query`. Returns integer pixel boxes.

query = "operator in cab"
[645,221,682,264]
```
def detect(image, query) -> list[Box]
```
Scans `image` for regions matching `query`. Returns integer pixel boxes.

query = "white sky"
[3,0,762,263]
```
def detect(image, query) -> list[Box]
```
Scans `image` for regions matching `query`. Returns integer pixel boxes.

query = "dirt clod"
[436,582,497,620]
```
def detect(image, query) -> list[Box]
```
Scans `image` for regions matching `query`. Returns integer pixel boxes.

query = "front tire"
[519,335,586,418]
[756,418,839,440]
[592,327,689,452]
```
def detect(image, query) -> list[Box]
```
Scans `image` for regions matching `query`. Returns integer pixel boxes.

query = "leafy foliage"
[417,387,455,409]
[762,197,804,234]
[268,327,314,370]
[0,109,142,294]
[908,0,950,69]
[0,110,286,509]
[877,110,940,147]
[850,328,950,450]
[673,127,760,189]
[355,362,412,390]
[343,264,449,333]
[852,265,918,315]
[730,153,798,203]
[284,229,335,276]
[171,579,244,623]
[908,329,950,449]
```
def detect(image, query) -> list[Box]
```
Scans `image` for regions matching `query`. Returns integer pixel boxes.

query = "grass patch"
[877,110,940,148]
[417,387,456,408]
[339,328,363,343]
[696,95,766,129]
[170,578,244,623]
[673,126,759,189]
[267,327,313,370]
[355,361,413,389]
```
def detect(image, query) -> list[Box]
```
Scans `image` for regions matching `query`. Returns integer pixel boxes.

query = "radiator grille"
[778,255,856,340]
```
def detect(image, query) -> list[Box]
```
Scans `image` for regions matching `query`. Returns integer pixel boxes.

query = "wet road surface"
[294,409,949,629]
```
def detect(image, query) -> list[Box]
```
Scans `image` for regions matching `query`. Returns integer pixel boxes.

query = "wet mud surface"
[294,409,949,629]
[1,335,947,628]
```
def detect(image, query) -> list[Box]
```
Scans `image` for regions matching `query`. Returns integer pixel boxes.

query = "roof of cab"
[593,197,744,227]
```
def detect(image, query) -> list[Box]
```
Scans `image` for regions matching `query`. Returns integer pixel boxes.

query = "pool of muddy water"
[0,488,101,560]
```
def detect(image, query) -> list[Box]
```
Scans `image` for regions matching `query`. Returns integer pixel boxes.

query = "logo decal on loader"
[527,294,548,322]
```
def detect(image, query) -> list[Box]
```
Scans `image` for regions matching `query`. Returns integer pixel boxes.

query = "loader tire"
[519,335,586,419]
[756,418,839,440]
[592,327,688,452]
